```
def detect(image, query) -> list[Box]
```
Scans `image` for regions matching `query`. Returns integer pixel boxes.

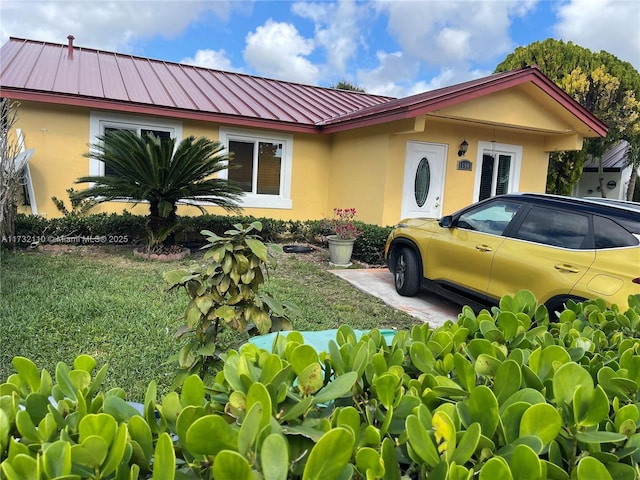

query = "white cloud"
[554,0,640,69]
[180,49,243,72]
[357,50,419,97]
[0,0,241,53]
[243,19,319,84]
[292,0,366,77]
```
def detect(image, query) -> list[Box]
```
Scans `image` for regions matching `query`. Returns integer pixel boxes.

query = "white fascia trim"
[218,126,293,210]
[88,111,183,176]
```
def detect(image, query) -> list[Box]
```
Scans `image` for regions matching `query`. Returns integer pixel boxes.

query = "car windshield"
[457,200,522,235]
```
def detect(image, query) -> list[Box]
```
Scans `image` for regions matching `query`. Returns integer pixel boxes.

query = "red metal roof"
[0,37,393,133]
[0,37,607,137]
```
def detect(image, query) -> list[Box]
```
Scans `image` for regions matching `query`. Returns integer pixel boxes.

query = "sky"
[1,0,638,98]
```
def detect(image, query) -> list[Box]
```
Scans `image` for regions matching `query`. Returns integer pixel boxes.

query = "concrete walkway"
[330,268,462,327]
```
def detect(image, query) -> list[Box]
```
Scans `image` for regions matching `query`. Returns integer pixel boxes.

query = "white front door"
[401,142,447,219]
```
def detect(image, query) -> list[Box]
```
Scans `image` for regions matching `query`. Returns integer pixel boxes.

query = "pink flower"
[332,207,360,239]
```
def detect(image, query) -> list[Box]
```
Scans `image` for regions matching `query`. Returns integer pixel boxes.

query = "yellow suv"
[385,194,640,313]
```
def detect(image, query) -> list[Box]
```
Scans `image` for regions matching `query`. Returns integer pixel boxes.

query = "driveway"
[330,268,462,327]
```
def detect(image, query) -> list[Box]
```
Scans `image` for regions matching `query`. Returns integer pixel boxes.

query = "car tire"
[394,247,421,297]
[544,296,587,319]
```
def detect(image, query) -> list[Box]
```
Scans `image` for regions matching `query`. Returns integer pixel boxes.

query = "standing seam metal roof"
[0,37,607,137]
[0,37,393,128]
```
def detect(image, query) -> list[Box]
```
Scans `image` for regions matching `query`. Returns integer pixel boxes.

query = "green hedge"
[3,293,640,478]
[11,213,392,265]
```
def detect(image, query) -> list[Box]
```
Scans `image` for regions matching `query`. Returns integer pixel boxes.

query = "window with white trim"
[473,141,522,202]
[89,112,182,177]
[219,127,293,209]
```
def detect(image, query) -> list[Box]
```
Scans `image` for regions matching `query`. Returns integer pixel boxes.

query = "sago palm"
[73,130,243,246]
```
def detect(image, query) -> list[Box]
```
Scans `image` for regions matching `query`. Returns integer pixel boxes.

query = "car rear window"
[513,206,590,249]
[593,215,639,248]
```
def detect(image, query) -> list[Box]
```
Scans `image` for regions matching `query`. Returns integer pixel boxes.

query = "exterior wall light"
[458,140,469,157]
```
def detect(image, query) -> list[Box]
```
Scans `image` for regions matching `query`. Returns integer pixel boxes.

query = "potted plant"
[327,207,360,266]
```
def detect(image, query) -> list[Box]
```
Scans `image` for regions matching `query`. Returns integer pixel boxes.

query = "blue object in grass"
[247,329,398,353]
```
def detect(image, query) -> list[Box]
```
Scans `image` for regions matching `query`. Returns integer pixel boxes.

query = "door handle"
[554,264,580,273]
[475,244,493,252]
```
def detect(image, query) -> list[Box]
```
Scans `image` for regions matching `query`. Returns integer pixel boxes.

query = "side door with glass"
[426,199,523,299]
[488,206,595,304]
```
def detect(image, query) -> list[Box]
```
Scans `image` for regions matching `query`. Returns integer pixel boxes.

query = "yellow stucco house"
[1,36,607,226]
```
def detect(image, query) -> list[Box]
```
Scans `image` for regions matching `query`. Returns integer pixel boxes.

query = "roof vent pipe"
[67,35,74,57]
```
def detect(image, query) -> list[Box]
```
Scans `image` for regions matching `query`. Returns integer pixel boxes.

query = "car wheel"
[544,296,587,319]
[394,247,421,297]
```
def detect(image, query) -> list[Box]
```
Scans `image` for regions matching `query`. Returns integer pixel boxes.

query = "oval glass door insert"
[414,157,431,207]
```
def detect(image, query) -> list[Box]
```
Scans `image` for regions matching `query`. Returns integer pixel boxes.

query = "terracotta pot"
[327,235,355,266]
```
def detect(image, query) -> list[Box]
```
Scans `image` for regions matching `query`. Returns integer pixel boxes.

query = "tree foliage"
[0,99,24,240]
[331,80,366,93]
[73,130,244,248]
[495,39,640,195]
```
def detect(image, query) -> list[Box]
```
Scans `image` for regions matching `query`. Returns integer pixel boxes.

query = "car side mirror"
[439,215,453,228]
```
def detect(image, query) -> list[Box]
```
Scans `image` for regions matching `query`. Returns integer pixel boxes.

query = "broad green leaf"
[474,354,502,376]
[101,423,129,476]
[302,428,355,480]
[78,413,117,445]
[406,414,440,468]
[12,357,41,393]
[574,431,627,444]
[410,342,435,373]
[246,382,272,430]
[374,373,400,409]
[509,444,541,480]
[185,415,239,456]
[501,402,530,444]
[151,432,176,480]
[313,371,357,405]
[381,437,401,480]
[468,385,499,438]
[239,402,262,456]
[213,450,253,479]
[574,384,609,427]
[493,359,522,404]
[453,353,476,392]
[70,436,109,469]
[451,422,481,466]
[1,454,38,480]
[73,354,97,373]
[479,457,512,480]
[519,403,561,446]
[356,447,384,477]
[103,396,142,423]
[129,415,153,467]
[298,363,323,396]
[246,238,268,262]
[43,440,72,478]
[553,362,593,405]
[290,344,319,376]
[180,374,205,407]
[261,434,289,480]
[576,456,613,480]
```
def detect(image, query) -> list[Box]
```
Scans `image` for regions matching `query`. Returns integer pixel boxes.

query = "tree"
[331,80,366,93]
[73,130,244,248]
[0,99,25,240]
[495,39,640,195]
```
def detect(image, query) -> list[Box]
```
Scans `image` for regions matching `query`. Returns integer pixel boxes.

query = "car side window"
[593,215,639,248]
[514,207,590,249]
[457,200,522,235]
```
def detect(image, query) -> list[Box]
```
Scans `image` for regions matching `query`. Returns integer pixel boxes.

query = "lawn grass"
[0,246,421,401]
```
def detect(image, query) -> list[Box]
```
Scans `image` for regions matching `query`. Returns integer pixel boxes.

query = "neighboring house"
[573,141,634,200]
[0,36,607,226]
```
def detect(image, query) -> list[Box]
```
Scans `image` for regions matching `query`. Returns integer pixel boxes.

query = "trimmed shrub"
[3,292,640,478]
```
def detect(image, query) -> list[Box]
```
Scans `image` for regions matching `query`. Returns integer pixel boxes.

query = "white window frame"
[472,141,522,202]
[219,127,293,209]
[89,112,183,176]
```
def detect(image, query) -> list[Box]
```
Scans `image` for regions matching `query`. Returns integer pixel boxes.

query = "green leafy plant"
[51,188,97,216]
[164,222,295,387]
[2,293,640,479]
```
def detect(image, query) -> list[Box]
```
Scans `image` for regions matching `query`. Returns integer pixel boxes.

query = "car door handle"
[475,244,493,252]
[554,264,580,273]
